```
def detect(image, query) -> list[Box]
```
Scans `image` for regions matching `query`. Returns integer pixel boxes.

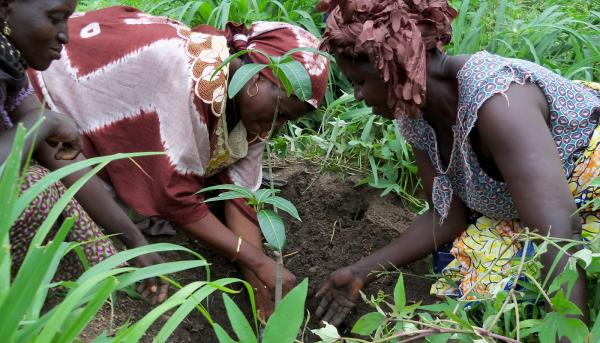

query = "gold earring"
[2,21,11,36]
[246,80,259,98]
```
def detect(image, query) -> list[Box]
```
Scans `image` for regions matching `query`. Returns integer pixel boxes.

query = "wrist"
[238,242,269,270]
[350,261,375,284]
[121,231,148,248]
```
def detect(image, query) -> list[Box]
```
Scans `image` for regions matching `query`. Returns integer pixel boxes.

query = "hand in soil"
[315,267,365,327]
[255,258,298,297]
[240,266,275,321]
[134,252,169,305]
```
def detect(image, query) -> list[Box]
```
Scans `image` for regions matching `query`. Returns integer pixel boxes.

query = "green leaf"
[222,293,258,343]
[228,63,268,98]
[590,307,600,341]
[78,243,205,284]
[255,188,278,204]
[310,322,341,343]
[573,249,593,268]
[198,184,255,199]
[214,323,237,343]
[211,49,253,80]
[117,260,208,290]
[550,290,582,316]
[351,312,385,336]
[426,333,452,343]
[276,60,312,101]
[262,279,308,343]
[393,273,406,311]
[257,209,286,251]
[536,311,588,343]
[443,310,474,332]
[203,191,250,203]
[557,317,588,343]
[0,216,76,339]
[55,277,118,343]
[113,282,205,342]
[262,196,301,221]
[0,124,26,299]
[156,278,251,343]
[271,64,294,97]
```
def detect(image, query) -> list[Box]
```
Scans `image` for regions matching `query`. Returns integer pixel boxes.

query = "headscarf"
[200,21,330,108]
[0,32,28,130]
[317,0,457,118]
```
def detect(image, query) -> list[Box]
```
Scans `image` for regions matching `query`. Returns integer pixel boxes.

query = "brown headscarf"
[317,0,457,118]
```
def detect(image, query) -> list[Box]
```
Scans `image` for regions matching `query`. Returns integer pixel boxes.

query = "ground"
[79,160,435,342]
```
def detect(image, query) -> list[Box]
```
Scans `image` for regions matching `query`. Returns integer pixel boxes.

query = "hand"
[254,256,298,297]
[239,266,275,321]
[45,111,82,160]
[133,251,169,305]
[316,266,365,327]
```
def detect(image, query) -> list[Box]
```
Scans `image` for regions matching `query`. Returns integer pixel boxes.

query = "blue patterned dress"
[396,51,600,298]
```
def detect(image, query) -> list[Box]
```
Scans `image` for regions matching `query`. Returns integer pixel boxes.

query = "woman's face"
[236,76,312,140]
[6,0,77,70]
[335,53,393,119]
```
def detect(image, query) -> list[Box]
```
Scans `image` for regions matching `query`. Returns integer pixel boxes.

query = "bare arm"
[179,205,296,296]
[1,94,81,164]
[477,83,587,320]
[350,150,468,282]
[316,150,469,326]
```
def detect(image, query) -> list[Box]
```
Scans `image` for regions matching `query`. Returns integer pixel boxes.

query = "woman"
[314,0,599,327]
[1,0,169,305]
[29,6,329,318]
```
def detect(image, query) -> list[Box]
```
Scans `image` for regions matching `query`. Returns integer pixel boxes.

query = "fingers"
[140,278,157,302]
[321,298,340,324]
[315,293,333,319]
[315,279,332,299]
[330,306,351,327]
[157,280,169,304]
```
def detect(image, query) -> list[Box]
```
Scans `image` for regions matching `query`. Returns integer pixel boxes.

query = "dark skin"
[0,0,168,305]
[316,52,587,329]
[176,59,312,319]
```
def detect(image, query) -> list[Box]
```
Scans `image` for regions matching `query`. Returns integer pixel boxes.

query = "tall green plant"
[0,123,254,342]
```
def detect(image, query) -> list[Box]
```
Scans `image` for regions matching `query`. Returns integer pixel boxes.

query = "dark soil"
[79,160,435,342]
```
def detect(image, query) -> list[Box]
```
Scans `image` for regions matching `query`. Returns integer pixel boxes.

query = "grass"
[77,0,600,207]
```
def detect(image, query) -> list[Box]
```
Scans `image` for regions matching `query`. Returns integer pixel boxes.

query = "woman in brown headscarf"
[315,0,599,329]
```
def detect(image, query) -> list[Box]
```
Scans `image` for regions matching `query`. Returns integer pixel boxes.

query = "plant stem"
[486,229,530,330]
[274,250,283,305]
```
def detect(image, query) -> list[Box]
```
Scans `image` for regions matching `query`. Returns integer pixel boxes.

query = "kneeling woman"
[315,0,598,327]
[30,6,329,317]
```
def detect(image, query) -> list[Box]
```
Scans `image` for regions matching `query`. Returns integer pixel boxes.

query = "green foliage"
[0,123,254,342]
[201,184,302,251]
[215,279,309,343]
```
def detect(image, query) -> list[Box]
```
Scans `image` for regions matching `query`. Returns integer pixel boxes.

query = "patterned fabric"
[397,51,600,221]
[29,6,328,226]
[431,88,600,299]
[10,162,117,281]
[0,31,30,130]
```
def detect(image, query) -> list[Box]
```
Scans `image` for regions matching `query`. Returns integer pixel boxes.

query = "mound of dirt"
[79,160,434,342]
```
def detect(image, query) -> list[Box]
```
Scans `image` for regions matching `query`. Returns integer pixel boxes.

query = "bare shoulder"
[446,54,472,78]
[478,82,549,123]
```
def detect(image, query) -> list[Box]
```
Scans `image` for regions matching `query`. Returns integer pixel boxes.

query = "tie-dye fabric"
[396,51,600,222]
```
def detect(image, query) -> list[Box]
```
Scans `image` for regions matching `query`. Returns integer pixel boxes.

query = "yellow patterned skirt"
[431,108,600,300]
